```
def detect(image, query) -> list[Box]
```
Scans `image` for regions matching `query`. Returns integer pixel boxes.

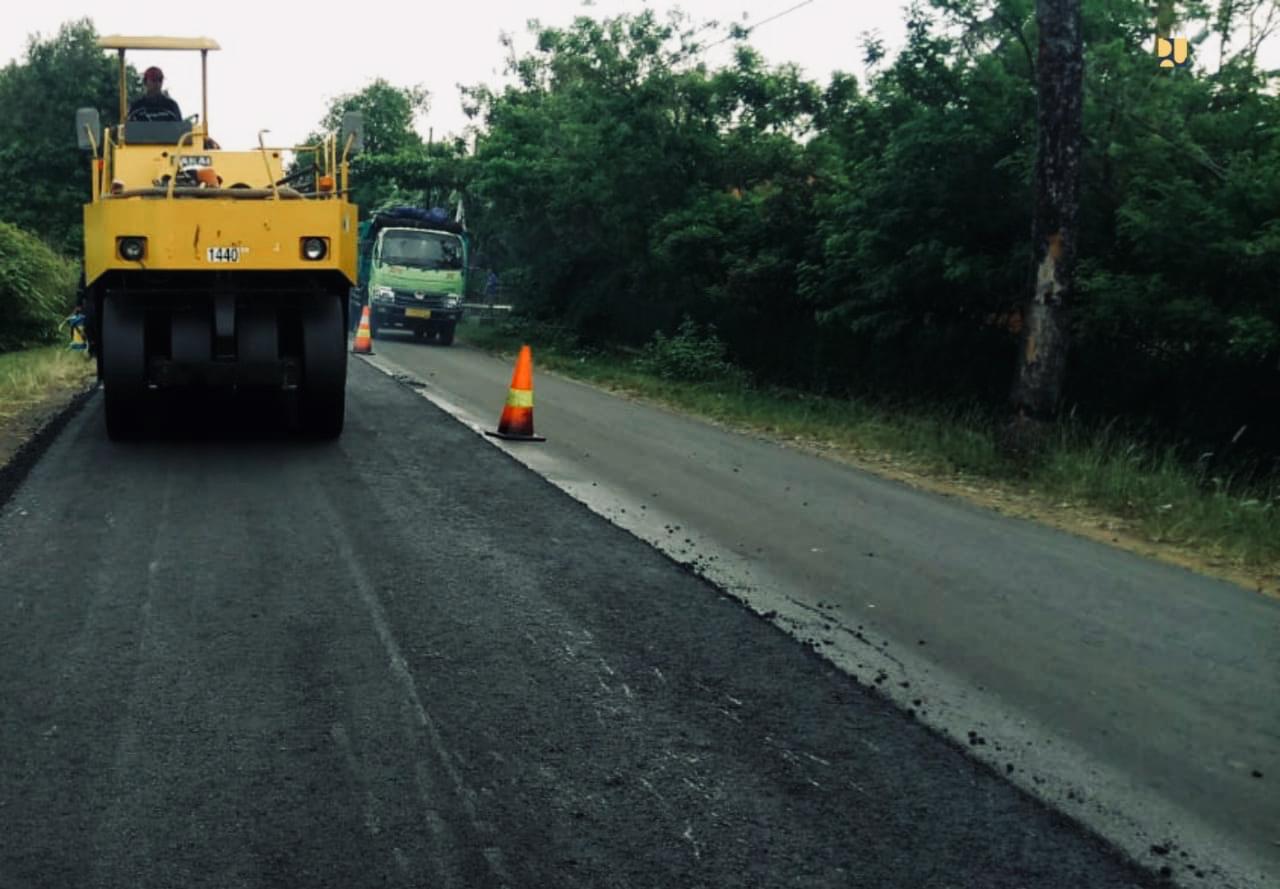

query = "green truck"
[354,206,467,345]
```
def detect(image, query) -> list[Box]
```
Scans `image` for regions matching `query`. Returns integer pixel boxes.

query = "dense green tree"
[457,12,829,352]
[798,2,1038,400]
[0,19,124,253]
[319,79,430,158]
[295,79,434,213]
[796,0,1278,448]
[1066,0,1280,446]
[460,13,711,338]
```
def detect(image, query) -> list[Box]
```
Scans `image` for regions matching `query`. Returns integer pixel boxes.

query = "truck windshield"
[380,231,462,271]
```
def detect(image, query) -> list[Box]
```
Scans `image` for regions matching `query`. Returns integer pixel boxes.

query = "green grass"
[0,345,95,426]
[461,317,1280,577]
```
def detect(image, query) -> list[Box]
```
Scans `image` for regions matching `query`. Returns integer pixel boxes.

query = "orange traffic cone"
[352,305,374,354]
[486,344,546,441]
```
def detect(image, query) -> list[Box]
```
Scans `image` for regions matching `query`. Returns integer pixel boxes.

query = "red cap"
[143,66,163,83]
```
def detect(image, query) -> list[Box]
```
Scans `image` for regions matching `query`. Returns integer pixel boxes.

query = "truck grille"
[392,290,453,309]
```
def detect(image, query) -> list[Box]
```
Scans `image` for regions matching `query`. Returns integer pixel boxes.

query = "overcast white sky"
[1,0,910,149]
[3,1,1276,150]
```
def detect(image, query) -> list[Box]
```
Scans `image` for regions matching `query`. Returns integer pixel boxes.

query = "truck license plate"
[206,246,242,263]
[405,308,431,319]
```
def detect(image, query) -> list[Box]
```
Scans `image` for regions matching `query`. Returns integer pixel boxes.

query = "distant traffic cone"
[486,344,546,442]
[352,305,374,354]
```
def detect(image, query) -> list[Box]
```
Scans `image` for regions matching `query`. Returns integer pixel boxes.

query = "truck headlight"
[372,286,395,303]
[445,295,460,308]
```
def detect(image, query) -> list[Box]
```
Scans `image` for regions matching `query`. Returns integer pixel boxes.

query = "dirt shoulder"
[0,351,96,506]
[1,382,90,467]
[795,438,1279,599]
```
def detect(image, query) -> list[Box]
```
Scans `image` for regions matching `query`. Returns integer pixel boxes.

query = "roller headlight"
[301,237,328,261]
[117,237,146,262]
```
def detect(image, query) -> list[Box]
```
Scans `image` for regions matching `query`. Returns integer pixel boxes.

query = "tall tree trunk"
[1006,0,1084,452]
[1157,0,1176,39]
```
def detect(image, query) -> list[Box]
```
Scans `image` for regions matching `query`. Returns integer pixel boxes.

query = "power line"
[748,0,819,33]
[700,0,818,53]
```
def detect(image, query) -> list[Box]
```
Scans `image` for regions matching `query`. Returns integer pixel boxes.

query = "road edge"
[0,383,97,511]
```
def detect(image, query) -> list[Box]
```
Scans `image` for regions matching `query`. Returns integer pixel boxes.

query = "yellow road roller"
[76,36,363,439]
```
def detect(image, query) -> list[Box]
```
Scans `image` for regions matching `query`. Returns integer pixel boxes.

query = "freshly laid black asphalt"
[0,361,1160,888]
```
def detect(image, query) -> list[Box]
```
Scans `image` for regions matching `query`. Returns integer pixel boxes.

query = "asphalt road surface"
[0,359,1171,889]
[361,332,1280,889]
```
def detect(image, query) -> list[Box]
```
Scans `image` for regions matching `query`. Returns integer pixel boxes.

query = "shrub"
[0,220,78,352]
[636,317,744,383]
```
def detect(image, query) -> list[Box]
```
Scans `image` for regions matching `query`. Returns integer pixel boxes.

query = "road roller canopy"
[97,36,221,51]
[97,35,221,134]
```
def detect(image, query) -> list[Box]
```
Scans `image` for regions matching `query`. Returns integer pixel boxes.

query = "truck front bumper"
[372,305,462,328]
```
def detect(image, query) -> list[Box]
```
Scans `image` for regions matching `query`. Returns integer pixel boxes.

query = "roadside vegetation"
[463,316,1280,584]
[0,220,79,354]
[0,220,86,448]
[0,346,93,427]
[0,22,116,446]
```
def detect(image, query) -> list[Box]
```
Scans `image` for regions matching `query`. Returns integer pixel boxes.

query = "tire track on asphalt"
[311,481,513,889]
[91,464,175,887]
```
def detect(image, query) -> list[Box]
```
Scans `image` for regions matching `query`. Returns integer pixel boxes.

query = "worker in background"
[61,305,88,353]
[74,268,98,361]
[127,66,181,122]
